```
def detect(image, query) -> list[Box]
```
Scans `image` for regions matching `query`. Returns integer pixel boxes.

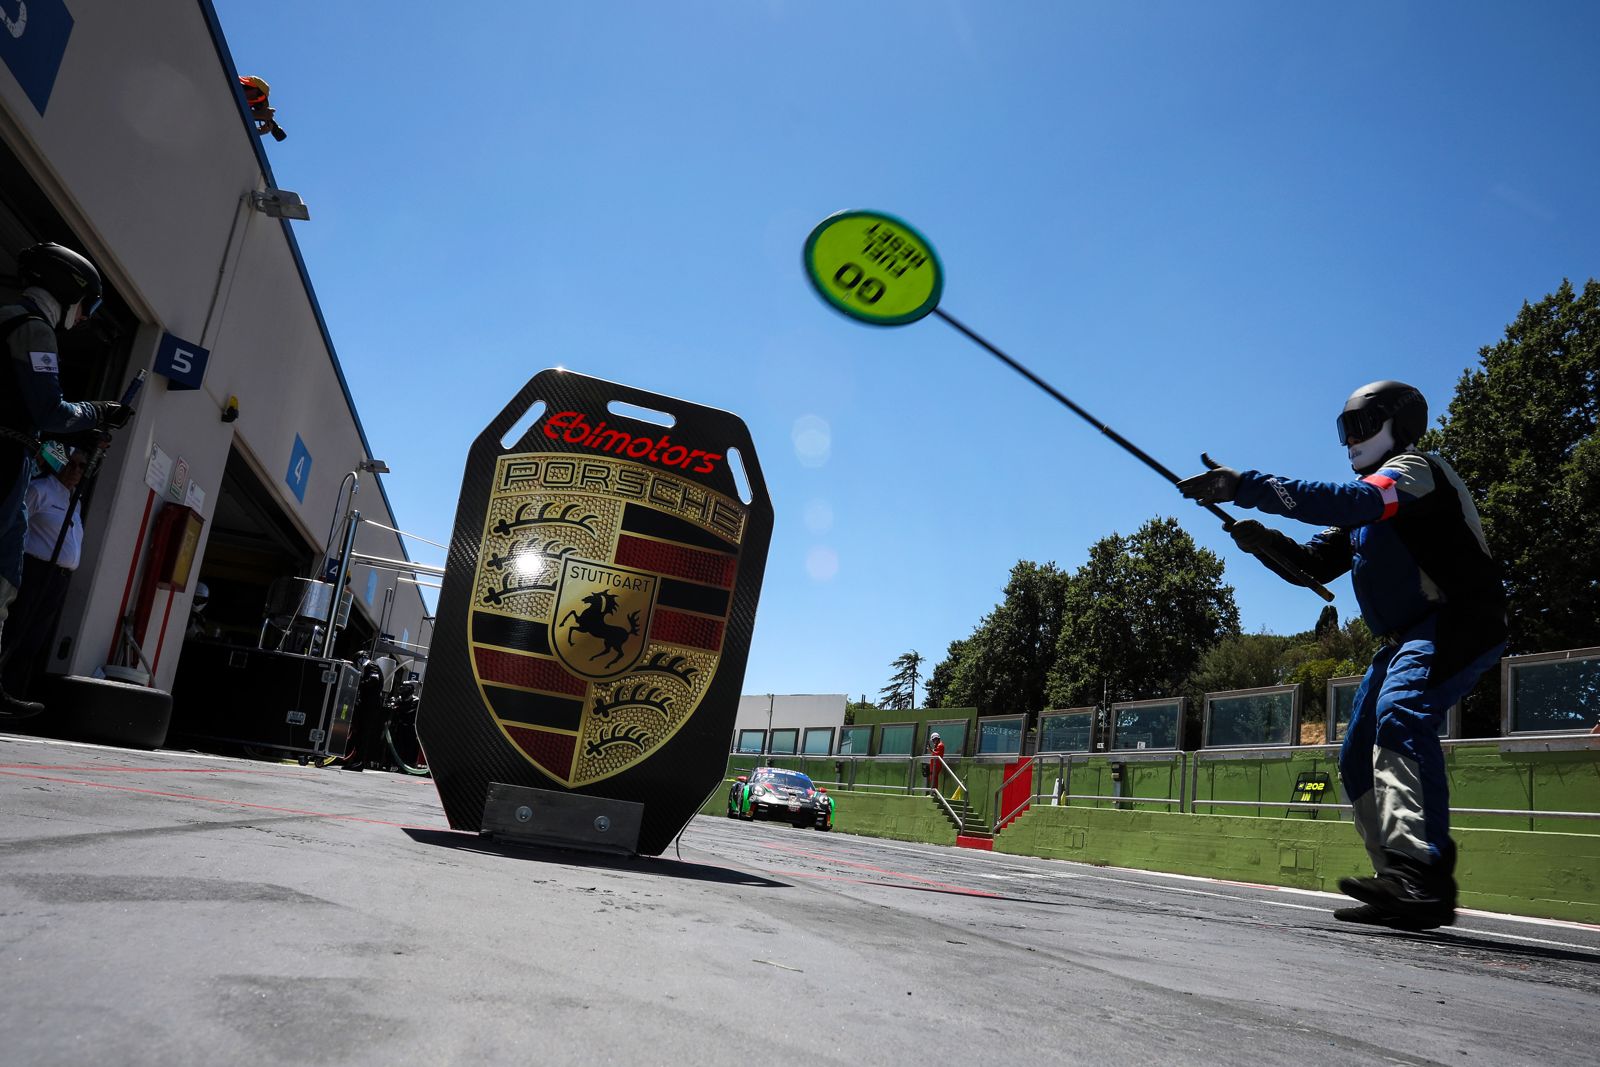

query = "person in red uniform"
[239,75,287,140]
[927,731,946,793]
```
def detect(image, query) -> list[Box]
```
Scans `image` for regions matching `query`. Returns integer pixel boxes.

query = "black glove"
[1228,519,1274,554]
[1176,452,1240,505]
[91,402,133,430]
[1226,518,1317,589]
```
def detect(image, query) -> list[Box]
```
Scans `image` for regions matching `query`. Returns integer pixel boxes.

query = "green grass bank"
[705,780,1598,924]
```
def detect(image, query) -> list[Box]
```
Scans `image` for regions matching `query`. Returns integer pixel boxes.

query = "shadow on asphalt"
[1385,928,1600,965]
[402,827,790,888]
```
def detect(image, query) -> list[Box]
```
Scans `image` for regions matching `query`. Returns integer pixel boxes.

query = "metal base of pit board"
[480,783,643,856]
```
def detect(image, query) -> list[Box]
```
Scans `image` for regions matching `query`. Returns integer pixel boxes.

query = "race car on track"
[727,767,834,830]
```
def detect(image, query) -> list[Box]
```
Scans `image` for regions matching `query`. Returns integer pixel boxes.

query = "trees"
[1048,517,1239,708]
[922,638,966,710]
[878,651,923,711]
[928,561,1073,715]
[1176,612,1375,743]
[1278,617,1378,715]
[844,696,874,725]
[1420,278,1600,654]
[1185,632,1294,699]
[925,525,1235,722]
[891,281,1597,742]
[1186,616,1376,728]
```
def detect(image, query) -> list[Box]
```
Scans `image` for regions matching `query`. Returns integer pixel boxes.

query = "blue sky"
[214,1,1599,702]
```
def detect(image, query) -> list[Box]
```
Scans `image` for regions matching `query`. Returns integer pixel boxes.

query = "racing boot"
[1337,847,1456,931]
[0,684,45,721]
[1332,902,1441,931]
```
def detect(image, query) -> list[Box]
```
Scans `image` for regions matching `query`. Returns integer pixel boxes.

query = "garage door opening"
[168,446,379,760]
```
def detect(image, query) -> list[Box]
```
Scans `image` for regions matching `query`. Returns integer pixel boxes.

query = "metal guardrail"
[994,754,1065,830]
[1061,750,1189,812]
[736,733,1600,828]
[1498,734,1600,754]
[988,750,1189,827]
[1187,743,1325,816]
[926,779,963,827]
[1196,799,1600,821]
[926,754,969,806]
[1187,736,1600,823]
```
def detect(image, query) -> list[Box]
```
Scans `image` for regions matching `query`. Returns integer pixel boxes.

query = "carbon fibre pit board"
[417,369,773,856]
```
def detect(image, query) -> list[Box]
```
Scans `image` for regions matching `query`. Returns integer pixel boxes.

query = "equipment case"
[170,643,357,759]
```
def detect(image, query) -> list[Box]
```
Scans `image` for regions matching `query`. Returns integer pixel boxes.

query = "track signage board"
[803,209,943,326]
[419,369,773,856]
[800,209,1336,603]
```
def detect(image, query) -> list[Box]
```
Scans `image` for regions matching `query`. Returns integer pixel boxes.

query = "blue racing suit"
[1229,450,1506,881]
[2,301,98,600]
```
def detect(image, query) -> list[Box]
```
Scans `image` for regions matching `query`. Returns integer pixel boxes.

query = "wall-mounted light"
[221,394,239,423]
[358,459,390,475]
[249,188,310,221]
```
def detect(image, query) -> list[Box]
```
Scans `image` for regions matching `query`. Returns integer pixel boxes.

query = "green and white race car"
[727,767,834,830]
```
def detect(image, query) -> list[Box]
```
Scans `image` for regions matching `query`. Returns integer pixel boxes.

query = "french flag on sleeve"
[1362,470,1400,520]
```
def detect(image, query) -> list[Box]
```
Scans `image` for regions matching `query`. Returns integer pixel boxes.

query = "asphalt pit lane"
[5,873,331,905]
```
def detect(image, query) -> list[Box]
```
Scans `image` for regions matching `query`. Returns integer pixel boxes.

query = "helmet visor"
[1337,407,1388,445]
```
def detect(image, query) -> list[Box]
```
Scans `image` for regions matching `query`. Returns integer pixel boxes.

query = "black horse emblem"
[559,589,640,669]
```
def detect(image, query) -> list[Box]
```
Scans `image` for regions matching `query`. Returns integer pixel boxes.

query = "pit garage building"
[1,3,430,720]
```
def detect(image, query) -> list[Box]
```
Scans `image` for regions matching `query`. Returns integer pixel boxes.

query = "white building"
[731,693,846,755]
[1,3,429,707]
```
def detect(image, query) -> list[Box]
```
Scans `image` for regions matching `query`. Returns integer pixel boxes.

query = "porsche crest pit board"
[419,369,773,856]
[803,209,943,326]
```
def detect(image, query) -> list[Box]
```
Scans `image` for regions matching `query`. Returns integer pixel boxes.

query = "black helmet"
[17,242,103,317]
[1337,380,1427,449]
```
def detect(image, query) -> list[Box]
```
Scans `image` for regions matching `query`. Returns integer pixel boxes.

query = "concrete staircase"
[932,792,993,843]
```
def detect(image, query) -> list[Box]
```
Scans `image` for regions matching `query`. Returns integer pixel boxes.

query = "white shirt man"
[23,455,85,571]
[1,450,89,703]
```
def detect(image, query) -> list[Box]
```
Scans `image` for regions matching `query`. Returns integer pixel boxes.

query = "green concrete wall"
[1531,752,1600,832]
[993,804,1600,923]
[700,770,1598,922]
[724,744,1600,834]
[1190,745,1600,834]
[711,746,1599,922]
[997,804,1371,890]
[827,790,958,846]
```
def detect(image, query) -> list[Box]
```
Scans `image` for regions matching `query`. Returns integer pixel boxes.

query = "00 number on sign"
[803,209,943,326]
[832,263,885,304]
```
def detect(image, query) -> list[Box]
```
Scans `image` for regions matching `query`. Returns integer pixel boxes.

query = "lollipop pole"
[930,308,1335,603]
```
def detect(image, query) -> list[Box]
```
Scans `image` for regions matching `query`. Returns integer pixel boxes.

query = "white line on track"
[785,829,1600,948]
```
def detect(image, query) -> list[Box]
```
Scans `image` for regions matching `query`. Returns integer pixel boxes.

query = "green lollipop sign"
[800,208,1340,605]
[802,209,944,326]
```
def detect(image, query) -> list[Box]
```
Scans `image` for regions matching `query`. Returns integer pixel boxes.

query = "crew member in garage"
[345,654,397,771]
[0,445,90,701]
[186,583,222,641]
[1,243,131,720]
